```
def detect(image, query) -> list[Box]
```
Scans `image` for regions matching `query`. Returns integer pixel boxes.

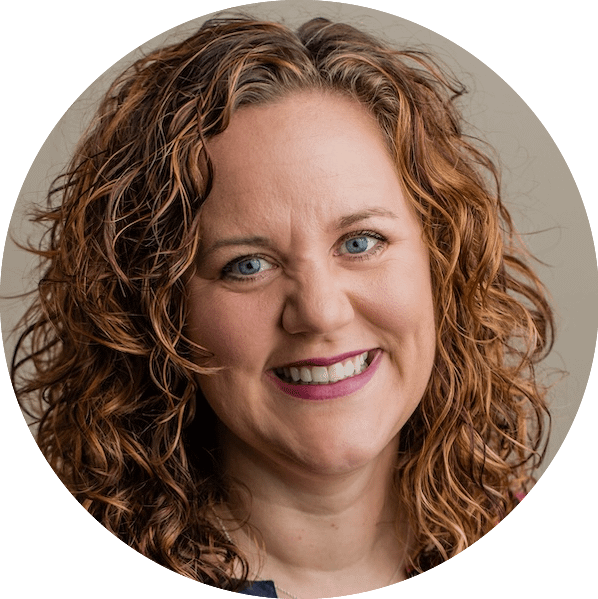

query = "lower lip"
[266,349,383,400]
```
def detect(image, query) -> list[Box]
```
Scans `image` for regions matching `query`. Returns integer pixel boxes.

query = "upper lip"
[273,348,376,369]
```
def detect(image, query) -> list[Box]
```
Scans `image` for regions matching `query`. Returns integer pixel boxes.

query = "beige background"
[3,0,595,474]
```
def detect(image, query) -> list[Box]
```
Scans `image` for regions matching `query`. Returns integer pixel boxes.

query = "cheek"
[359,258,437,400]
[186,280,278,369]
[361,256,435,337]
[186,283,272,424]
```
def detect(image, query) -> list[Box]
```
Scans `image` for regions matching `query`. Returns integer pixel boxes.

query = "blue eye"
[235,258,262,275]
[339,235,379,255]
[223,256,275,279]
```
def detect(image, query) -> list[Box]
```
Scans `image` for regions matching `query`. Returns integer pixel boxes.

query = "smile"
[274,352,371,385]
[267,349,382,401]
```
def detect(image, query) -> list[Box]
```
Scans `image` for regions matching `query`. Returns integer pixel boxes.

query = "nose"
[281,265,355,336]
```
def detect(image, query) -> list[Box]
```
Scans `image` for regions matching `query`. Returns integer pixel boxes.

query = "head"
[186,89,437,480]
[13,15,553,583]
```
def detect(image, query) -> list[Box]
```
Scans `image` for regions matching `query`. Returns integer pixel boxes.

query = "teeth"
[276,352,371,385]
[312,366,329,383]
[300,367,312,383]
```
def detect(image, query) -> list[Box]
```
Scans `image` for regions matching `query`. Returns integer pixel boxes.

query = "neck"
[220,432,409,598]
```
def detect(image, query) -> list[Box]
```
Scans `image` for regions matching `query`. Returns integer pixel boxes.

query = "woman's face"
[187,92,436,477]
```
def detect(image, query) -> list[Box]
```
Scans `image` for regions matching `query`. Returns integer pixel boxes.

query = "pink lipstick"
[266,349,382,400]
[276,348,373,369]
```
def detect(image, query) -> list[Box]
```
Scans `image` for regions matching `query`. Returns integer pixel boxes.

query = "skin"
[186,91,436,597]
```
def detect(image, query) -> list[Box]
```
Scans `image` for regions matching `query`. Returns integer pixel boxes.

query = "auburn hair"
[12,16,553,587]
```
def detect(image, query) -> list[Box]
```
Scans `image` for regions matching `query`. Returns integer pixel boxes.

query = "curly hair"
[12,15,553,587]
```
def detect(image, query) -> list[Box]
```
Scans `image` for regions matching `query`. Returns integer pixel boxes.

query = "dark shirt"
[238,580,278,597]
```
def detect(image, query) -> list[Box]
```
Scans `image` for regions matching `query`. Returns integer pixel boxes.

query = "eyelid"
[338,229,386,242]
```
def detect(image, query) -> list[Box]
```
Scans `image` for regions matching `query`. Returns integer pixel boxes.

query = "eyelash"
[336,230,387,260]
[220,230,387,282]
[221,253,275,283]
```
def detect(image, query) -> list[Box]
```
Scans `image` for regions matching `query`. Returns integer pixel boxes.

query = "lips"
[276,349,374,368]
[274,351,371,385]
[267,349,382,401]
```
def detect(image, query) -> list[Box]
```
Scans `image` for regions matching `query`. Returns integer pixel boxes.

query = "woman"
[11,15,553,598]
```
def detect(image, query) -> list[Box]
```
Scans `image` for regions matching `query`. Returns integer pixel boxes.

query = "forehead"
[201,91,411,232]
[208,91,387,164]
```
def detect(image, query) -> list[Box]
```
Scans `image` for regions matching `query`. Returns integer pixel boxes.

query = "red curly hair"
[12,16,553,587]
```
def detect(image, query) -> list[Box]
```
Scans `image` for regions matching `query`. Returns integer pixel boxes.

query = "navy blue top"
[238,580,278,597]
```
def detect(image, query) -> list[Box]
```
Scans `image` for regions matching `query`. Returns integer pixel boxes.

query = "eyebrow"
[200,207,399,258]
[200,236,273,259]
[336,207,400,229]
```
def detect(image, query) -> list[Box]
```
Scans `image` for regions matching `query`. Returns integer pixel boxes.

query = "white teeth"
[276,352,372,385]
[328,363,343,382]
[300,367,312,383]
[312,366,329,383]
[343,360,355,378]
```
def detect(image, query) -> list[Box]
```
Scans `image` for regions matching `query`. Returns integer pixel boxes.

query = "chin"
[284,432,401,478]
